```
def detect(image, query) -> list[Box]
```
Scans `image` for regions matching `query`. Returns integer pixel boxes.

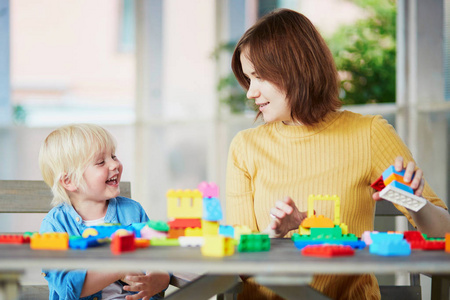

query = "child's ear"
[60,175,77,192]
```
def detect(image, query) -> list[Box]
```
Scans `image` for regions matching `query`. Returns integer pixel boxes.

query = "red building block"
[168,218,201,229]
[301,245,355,257]
[0,234,30,244]
[111,232,136,255]
[371,176,386,192]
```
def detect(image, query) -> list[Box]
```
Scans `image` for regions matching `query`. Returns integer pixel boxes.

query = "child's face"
[81,148,123,202]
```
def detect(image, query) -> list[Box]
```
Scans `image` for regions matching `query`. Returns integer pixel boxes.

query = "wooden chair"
[375,200,421,300]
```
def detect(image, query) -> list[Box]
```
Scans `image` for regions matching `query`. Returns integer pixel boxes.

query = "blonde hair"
[39,123,117,206]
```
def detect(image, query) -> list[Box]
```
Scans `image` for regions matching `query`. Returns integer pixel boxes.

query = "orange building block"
[383,173,411,187]
[445,233,450,253]
[31,233,69,250]
[301,215,335,229]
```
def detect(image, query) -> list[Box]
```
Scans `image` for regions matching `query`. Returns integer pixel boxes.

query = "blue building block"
[69,236,103,250]
[293,240,366,250]
[388,181,414,194]
[382,166,406,180]
[370,232,403,244]
[370,239,411,256]
[219,225,235,238]
[202,197,223,221]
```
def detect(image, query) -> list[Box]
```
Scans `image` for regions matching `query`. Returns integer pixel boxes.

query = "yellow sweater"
[225,110,446,300]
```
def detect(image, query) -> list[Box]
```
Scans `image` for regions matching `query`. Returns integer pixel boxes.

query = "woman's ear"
[60,175,78,192]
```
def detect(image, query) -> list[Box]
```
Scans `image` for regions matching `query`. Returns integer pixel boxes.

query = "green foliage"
[13,105,27,124]
[326,0,397,104]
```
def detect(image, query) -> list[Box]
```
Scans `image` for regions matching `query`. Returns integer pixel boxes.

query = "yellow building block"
[167,189,203,219]
[307,195,341,225]
[201,220,219,236]
[201,235,235,257]
[31,232,69,250]
[185,227,203,237]
[233,225,252,240]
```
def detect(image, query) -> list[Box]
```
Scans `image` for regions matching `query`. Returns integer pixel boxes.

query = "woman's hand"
[372,156,425,201]
[264,197,306,238]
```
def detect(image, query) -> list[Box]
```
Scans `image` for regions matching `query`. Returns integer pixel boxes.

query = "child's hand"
[372,156,425,201]
[265,197,306,238]
[123,271,170,300]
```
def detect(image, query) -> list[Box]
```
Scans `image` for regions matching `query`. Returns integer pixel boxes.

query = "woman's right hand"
[264,197,306,238]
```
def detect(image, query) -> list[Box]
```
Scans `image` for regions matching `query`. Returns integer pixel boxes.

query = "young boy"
[39,123,170,300]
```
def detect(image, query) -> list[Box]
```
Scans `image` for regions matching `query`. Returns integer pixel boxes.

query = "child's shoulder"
[114,196,144,209]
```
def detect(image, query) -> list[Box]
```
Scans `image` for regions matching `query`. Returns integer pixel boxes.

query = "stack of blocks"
[372,165,427,212]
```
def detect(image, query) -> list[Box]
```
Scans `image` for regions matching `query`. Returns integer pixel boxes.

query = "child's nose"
[109,160,120,170]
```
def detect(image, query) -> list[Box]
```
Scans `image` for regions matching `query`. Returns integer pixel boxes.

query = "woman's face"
[240,48,294,125]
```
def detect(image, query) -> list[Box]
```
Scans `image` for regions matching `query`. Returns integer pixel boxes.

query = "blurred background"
[0,0,449,296]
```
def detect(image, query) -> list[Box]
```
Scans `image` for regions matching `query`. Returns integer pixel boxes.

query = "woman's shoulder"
[339,110,385,128]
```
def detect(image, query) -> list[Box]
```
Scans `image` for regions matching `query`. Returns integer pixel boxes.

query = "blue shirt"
[39,197,162,300]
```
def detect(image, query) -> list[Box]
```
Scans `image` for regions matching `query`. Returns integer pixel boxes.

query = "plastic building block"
[31,232,69,250]
[233,225,252,240]
[202,197,223,221]
[201,235,235,257]
[403,231,444,250]
[140,226,168,239]
[370,239,411,256]
[379,184,426,212]
[135,238,150,248]
[446,233,450,253]
[167,189,203,219]
[198,181,219,198]
[111,232,136,255]
[168,228,185,239]
[201,220,219,236]
[361,231,375,245]
[301,245,354,257]
[179,236,204,247]
[185,227,203,237]
[370,232,403,244]
[150,238,180,246]
[82,228,99,238]
[147,220,169,232]
[371,176,385,192]
[382,166,406,180]
[238,234,270,252]
[69,236,103,250]
[219,225,235,238]
[301,215,335,229]
[384,173,411,187]
[307,195,341,225]
[168,218,201,229]
[0,234,30,244]
[293,240,366,250]
[387,181,414,194]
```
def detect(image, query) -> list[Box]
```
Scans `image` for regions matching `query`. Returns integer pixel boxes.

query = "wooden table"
[1,238,449,299]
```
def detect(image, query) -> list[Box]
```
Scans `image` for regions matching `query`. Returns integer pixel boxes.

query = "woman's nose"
[246,81,260,99]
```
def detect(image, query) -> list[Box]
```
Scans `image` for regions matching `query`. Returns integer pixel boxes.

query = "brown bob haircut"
[231,9,342,126]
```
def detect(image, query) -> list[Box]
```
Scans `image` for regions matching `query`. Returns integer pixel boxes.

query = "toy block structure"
[0,234,30,244]
[293,195,365,250]
[111,231,136,255]
[179,236,204,247]
[167,189,203,219]
[202,197,223,221]
[237,234,270,252]
[403,231,445,250]
[374,165,426,212]
[370,239,411,256]
[201,235,234,257]
[198,181,219,198]
[69,236,103,250]
[445,233,450,253]
[31,232,69,250]
[150,238,180,246]
[301,245,354,257]
[219,225,235,238]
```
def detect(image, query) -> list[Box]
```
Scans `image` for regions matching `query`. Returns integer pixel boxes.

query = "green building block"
[238,234,270,252]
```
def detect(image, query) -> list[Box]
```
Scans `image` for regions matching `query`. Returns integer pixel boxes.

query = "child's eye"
[96,161,105,165]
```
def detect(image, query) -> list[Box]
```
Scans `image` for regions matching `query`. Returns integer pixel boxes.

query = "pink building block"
[198,182,219,198]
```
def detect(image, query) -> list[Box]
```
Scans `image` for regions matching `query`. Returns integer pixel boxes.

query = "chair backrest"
[0,180,131,214]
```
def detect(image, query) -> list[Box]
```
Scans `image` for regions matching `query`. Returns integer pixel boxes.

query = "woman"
[225,8,449,300]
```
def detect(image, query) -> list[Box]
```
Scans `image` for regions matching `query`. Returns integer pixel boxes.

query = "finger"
[414,178,425,197]
[123,282,144,292]
[125,291,144,300]
[124,275,145,283]
[372,191,382,201]
[394,156,404,171]
[403,161,416,183]
[410,168,423,189]
[275,199,294,215]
